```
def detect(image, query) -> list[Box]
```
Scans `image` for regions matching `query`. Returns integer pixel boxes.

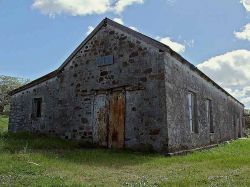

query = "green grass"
[0,115,250,187]
[0,115,8,132]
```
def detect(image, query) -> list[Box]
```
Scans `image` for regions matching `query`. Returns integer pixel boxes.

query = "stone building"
[9,18,245,154]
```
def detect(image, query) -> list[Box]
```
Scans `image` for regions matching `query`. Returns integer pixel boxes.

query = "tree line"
[245,109,250,115]
[0,75,30,115]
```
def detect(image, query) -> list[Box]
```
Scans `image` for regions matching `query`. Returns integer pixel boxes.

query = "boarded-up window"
[33,98,42,118]
[205,99,214,133]
[188,92,198,133]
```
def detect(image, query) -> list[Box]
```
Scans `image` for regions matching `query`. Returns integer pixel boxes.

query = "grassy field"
[0,115,8,132]
[0,115,249,187]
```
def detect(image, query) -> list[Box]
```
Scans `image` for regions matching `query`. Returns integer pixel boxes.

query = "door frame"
[92,88,126,149]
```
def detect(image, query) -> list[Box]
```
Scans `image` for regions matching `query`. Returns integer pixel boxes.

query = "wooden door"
[93,94,109,147]
[108,91,125,149]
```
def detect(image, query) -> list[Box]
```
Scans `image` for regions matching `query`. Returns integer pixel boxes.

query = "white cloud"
[197,50,250,108]
[86,26,94,35]
[156,36,185,53]
[113,17,124,25]
[184,39,194,48]
[241,0,250,12]
[234,23,250,41]
[113,17,138,31]
[129,26,139,31]
[32,0,111,17]
[113,0,144,13]
[32,0,144,17]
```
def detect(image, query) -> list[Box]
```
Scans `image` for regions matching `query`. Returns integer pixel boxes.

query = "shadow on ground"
[0,132,161,168]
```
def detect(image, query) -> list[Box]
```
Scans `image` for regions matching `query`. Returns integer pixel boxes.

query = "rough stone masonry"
[8,18,245,154]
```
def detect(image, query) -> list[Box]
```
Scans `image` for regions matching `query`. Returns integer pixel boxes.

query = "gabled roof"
[9,18,244,106]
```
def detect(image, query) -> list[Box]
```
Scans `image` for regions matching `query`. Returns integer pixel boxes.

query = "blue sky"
[0,0,250,107]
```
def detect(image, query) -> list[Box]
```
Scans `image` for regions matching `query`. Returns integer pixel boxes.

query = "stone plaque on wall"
[96,55,114,67]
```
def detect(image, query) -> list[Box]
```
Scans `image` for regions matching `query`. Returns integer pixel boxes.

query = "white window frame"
[188,92,197,133]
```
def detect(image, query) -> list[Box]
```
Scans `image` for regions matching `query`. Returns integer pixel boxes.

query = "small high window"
[205,99,214,133]
[33,98,42,118]
[188,92,198,133]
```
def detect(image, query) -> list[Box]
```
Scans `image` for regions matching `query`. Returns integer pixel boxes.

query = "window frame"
[188,91,198,133]
[33,97,42,118]
[205,99,214,133]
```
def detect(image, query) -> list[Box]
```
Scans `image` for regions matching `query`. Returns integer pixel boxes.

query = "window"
[188,92,198,133]
[33,98,42,118]
[237,117,241,138]
[206,99,214,133]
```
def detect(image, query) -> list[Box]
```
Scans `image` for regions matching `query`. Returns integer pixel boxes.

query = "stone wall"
[164,53,244,152]
[9,77,59,134]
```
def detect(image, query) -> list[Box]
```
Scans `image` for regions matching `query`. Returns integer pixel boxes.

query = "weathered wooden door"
[108,91,125,149]
[93,91,125,149]
[93,94,109,147]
